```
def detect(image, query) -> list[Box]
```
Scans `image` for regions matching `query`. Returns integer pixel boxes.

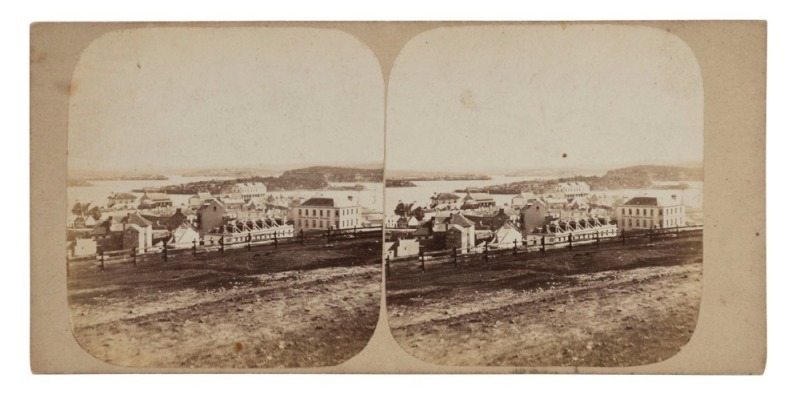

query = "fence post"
[192,239,197,257]
[453,247,458,267]
[676,225,680,238]
[622,229,626,245]
[541,235,546,255]
[247,232,252,251]
[273,230,278,249]
[300,229,304,245]
[596,230,600,249]
[568,233,573,251]
[513,239,518,256]
[162,240,168,262]
[328,227,333,243]
[132,247,137,267]
[220,237,225,254]
[99,248,105,271]
[419,247,425,272]
[484,244,489,263]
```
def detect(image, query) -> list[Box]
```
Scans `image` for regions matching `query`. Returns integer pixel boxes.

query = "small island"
[386,179,417,188]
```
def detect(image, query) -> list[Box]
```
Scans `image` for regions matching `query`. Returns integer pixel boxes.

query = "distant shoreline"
[71,175,169,182]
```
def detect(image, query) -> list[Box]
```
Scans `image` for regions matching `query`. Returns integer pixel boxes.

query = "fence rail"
[385,225,703,277]
[69,225,384,272]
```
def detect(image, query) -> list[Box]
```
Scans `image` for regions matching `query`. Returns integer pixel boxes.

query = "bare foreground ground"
[387,236,703,367]
[68,239,381,368]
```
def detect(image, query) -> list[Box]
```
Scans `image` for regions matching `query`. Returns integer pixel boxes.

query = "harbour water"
[67,176,384,215]
[386,176,703,213]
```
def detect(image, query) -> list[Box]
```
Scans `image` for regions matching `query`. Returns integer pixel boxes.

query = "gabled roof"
[127,212,152,227]
[111,192,136,200]
[447,224,467,233]
[465,192,493,201]
[450,212,474,228]
[126,223,144,233]
[142,192,171,201]
[492,223,523,244]
[433,192,461,201]
[413,226,431,237]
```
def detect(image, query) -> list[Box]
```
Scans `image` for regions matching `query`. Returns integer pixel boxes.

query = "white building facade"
[617,196,686,230]
[230,182,267,200]
[293,196,361,231]
[554,182,590,200]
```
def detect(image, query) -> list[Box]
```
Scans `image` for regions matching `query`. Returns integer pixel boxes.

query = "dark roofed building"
[126,212,152,227]
[465,208,510,231]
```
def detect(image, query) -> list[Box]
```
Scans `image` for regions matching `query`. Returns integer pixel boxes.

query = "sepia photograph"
[64,27,384,368]
[384,24,705,367]
[30,20,766,375]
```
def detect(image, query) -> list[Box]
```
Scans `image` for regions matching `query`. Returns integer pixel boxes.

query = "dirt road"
[68,239,381,368]
[387,237,702,367]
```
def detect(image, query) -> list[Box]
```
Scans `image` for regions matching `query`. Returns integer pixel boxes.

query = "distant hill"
[180,168,279,178]
[604,165,703,182]
[504,168,607,178]
[281,166,383,183]
[153,166,383,195]
[457,165,703,195]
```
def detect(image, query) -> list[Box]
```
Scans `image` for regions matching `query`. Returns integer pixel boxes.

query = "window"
[313,209,316,216]
[636,209,640,215]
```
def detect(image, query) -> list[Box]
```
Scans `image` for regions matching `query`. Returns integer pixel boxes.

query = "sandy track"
[68,240,381,368]
[387,237,702,367]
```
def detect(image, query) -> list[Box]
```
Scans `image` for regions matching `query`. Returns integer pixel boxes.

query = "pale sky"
[386,25,704,173]
[68,27,384,173]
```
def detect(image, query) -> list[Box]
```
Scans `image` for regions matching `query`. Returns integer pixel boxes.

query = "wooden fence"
[385,225,703,277]
[69,225,383,273]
